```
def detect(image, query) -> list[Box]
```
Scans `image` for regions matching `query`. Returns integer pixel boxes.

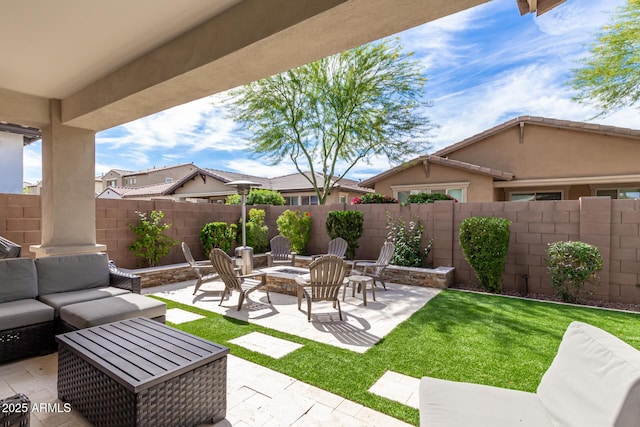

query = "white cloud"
[22,143,42,183]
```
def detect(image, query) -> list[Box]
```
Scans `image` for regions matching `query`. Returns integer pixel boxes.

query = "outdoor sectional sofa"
[419,321,640,427]
[0,253,166,363]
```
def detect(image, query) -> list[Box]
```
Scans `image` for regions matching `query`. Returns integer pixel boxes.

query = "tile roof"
[99,183,173,197]
[359,155,513,188]
[434,115,640,157]
[124,162,196,177]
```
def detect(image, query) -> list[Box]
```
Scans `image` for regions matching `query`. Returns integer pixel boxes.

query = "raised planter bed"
[127,254,453,290]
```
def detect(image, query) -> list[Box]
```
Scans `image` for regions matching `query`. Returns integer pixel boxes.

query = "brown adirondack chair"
[311,237,348,260]
[350,241,395,290]
[266,235,296,267]
[182,242,219,295]
[209,248,270,310]
[295,255,348,322]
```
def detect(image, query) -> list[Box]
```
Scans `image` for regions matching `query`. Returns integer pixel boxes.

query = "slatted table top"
[56,317,229,393]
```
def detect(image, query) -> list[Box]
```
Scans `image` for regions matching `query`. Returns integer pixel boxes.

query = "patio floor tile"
[229,332,303,359]
[148,279,440,353]
[368,370,421,409]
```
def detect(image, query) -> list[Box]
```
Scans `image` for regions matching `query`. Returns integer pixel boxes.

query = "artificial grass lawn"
[153,290,640,426]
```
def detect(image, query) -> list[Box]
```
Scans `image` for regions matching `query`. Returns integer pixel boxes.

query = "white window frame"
[390,182,469,203]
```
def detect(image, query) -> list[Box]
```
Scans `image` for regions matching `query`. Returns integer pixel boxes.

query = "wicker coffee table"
[56,317,229,427]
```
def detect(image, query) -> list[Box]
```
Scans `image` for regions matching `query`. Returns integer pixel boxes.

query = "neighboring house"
[97,166,370,204]
[360,116,640,203]
[0,122,40,194]
[101,163,199,190]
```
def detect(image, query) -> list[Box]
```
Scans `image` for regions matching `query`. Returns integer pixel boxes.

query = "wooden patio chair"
[311,237,348,260]
[266,235,296,267]
[295,255,348,322]
[182,242,219,295]
[209,248,270,310]
[350,241,395,290]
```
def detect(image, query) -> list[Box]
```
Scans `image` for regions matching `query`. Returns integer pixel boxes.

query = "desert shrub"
[238,208,269,253]
[326,210,364,260]
[459,216,511,293]
[352,193,398,204]
[127,210,178,267]
[200,221,238,255]
[276,209,312,254]
[386,213,432,267]
[225,189,285,205]
[407,193,456,203]
[547,241,602,303]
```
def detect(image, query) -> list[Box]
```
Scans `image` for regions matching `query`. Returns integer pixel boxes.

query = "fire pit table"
[56,317,229,427]
[261,266,310,295]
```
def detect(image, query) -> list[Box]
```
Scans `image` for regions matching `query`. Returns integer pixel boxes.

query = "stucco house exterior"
[97,166,370,205]
[101,163,199,189]
[360,116,640,203]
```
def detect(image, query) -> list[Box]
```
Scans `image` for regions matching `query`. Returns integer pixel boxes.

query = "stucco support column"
[30,100,106,257]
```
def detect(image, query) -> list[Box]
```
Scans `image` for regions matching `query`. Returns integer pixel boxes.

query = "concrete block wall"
[2,193,639,303]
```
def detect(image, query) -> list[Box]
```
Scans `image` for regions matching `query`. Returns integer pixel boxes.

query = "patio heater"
[225,180,261,275]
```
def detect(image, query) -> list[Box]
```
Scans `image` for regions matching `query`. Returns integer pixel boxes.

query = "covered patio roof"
[1,0,566,256]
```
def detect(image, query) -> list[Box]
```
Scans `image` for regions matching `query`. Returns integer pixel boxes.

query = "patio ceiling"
[0,0,490,132]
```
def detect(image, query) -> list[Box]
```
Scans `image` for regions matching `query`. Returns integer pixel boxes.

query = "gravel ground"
[450,283,640,314]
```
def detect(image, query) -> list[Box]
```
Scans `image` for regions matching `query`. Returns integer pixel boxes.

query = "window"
[339,193,348,203]
[283,196,299,206]
[165,177,173,183]
[106,179,117,187]
[301,195,319,205]
[510,191,562,201]
[392,183,468,203]
[596,188,640,199]
[124,178,137,185]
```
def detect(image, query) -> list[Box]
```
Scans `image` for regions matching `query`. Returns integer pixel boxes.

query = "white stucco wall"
[0,131,24,194]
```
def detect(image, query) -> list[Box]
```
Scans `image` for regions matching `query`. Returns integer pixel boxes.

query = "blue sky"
[23,0,635,184]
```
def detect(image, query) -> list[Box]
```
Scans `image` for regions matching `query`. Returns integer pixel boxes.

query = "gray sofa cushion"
[38,286,130,316]
[60,293,167,329]
[0,258,38,303]
[0,299,54,330]
[36,253,110,295]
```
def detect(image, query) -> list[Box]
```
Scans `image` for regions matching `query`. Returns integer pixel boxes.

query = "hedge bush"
[326,211,364,260]
[225,189,285,205]
[238,208,269,253]
[200,222,237,255]
[407,193,456,203]
[127,210,178,267]
[459,216,511,293]
[352,193,398,204]
[276,209,312,254]
[547,241,602,303]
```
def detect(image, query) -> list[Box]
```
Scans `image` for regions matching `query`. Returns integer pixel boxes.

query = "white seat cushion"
[419,377,552,427]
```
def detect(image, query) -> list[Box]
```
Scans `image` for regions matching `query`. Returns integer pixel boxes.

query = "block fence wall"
[1,194,639,304]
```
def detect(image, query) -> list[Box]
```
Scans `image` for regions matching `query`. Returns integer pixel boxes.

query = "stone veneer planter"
[126,254,454,290]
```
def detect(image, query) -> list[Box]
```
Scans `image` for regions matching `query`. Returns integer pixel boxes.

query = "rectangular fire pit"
[261,266,310,296]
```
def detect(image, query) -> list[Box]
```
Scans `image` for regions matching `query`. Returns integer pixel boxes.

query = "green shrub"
[326,210,364,260]
[386,213,431,267]
[239,208,269,253]
[352,193,398,204]
[459,217,511,293]
[276,209,312,254]
[547,241,603,303]
[225,189,285,205]
[407,193,456,203]
[200,222,238,255]
[127,210,178,267]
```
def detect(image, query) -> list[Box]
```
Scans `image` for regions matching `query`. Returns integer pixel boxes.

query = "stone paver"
[229,332,303,359]
[369,370,421,409]
[165,307,205,324]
